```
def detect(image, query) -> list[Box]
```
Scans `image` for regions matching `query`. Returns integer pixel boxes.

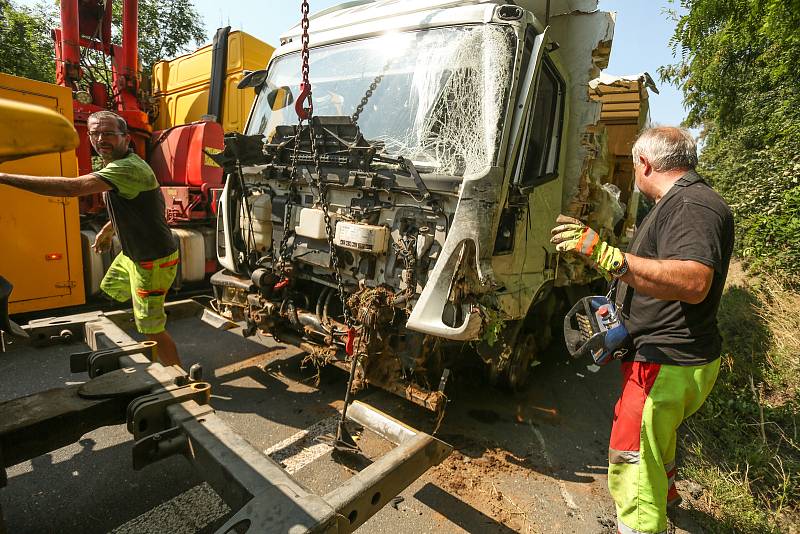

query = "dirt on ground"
[427,436,544,533]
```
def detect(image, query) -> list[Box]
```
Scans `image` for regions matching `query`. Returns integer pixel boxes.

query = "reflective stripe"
[159,258,180,268]
[617,518,667,534]
[666,463,676,488]
[609,448,640,464]
[577,229,600,255]
[135,288,167,298]
[136,316,164,330]
[139,261,154,270]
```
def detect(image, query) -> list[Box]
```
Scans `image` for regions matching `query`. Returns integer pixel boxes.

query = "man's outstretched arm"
[0,172,110,197]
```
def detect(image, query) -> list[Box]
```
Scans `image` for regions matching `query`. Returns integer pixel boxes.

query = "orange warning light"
[45,253,63,261]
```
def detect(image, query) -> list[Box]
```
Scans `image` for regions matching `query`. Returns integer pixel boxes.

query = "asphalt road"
[0,303,707,533]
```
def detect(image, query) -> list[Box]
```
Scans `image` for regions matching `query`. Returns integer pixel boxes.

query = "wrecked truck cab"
[211,0,654,408]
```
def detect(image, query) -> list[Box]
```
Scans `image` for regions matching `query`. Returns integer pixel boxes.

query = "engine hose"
[316,287,329,321]
[322,287,335,326]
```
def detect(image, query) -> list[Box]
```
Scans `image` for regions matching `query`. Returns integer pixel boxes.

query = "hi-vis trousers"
[608,358,720,534]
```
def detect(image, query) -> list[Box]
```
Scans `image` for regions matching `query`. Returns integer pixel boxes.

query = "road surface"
[0,301,707,533]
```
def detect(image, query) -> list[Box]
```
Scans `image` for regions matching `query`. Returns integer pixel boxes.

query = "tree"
[112,0,207,76]
[661,0,800,285]
[0,0,57,83]
[0,0,206,86]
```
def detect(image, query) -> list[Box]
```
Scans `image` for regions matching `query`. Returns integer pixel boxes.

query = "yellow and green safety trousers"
[608,358,720,534]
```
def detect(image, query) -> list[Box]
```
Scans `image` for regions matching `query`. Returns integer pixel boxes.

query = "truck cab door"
[493,27,565,298]
[514,53,567,283]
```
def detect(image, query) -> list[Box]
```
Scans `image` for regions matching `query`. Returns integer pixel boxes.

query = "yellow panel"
[152,31,274,133]
[0,73,84,313]
[172,85,211,126]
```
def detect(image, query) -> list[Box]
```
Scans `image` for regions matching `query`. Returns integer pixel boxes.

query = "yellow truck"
[0,30,273,315]
[0,74,84,314]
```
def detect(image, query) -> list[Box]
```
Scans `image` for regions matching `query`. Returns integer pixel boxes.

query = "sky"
[21,0,687,125]
[192,0,688,126]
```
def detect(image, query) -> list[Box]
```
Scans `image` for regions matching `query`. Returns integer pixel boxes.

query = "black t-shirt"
[92,153,177,262]
[616,170,734,365]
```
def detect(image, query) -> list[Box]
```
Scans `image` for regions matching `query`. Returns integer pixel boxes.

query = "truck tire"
[506,332,536,391]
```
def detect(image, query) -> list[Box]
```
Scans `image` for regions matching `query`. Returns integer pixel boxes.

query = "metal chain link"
[277,0,311,279]
[351,74,383,125]
[308,121,353,328]
[276,123,303,276]
[280,0,352,328]
[300,0,311,90]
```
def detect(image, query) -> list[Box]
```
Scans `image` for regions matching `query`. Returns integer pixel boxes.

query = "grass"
[679,262,800,533]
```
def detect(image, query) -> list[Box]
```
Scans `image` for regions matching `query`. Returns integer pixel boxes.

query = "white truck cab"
[211,0,654,408]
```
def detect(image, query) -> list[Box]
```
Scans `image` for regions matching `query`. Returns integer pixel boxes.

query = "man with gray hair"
[0,110,181,368]
[550,126,733,534]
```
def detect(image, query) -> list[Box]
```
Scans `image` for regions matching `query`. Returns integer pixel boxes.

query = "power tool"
[563,294,630,365]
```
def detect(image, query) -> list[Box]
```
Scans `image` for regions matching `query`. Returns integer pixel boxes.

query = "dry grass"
[754,275,800,404]
[680,262,800,533]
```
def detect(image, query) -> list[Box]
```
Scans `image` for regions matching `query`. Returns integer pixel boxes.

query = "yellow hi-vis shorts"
[100,250,179,334]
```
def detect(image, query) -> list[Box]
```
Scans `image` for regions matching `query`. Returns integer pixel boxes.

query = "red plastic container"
[149,120,224,188]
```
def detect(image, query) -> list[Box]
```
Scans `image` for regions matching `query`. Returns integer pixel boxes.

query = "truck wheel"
[506,332,536,391]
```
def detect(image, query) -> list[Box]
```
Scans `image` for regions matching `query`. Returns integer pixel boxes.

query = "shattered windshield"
[247,25,516,176]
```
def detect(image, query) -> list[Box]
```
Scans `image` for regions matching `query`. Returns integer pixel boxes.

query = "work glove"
[550,214,624,277]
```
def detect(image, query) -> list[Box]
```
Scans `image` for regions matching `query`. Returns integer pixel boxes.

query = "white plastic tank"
[199,226,217,268]
[240,193,273,255]
[171,228,206,283]
[80,230,107,297]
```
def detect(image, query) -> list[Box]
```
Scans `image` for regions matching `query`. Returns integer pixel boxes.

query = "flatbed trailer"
[0,300,451,533]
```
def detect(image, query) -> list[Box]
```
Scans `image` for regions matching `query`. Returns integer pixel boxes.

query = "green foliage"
[661,0,800,286]
[479,304,506,347]
[0,0,205,87]
[109,0,207,75]
[0,0,57,83]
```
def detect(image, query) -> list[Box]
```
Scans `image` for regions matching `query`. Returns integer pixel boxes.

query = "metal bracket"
[70,341,157,377]
[127,382,212,440]
[131,400,214,471]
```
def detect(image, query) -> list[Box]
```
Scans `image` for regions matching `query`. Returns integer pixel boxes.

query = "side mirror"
[237,70,268,92]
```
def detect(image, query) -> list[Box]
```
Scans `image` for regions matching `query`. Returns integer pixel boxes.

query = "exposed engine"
[212,118,459,409]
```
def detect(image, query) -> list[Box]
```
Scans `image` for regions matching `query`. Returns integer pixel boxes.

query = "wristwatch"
[611,254,629,278]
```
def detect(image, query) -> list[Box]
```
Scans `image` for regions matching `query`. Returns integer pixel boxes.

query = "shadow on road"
[415,483,520,533]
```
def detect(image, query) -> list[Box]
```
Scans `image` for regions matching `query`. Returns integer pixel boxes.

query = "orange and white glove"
[550,215,625,277]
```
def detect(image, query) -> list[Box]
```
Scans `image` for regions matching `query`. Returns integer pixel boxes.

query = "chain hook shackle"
[295,0,313,120]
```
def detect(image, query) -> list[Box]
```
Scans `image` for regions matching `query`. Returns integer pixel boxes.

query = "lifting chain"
[351,74,383,125]
[309,124,353,330]
[276,0,311,283]
[281,0,354,339]
[275,127,302,281]
[295,0,313,120]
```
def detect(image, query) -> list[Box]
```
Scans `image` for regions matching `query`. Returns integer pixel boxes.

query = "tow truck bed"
[0,300,450,533]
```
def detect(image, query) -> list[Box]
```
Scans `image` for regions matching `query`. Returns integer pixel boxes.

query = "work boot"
[667,483,683,508]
